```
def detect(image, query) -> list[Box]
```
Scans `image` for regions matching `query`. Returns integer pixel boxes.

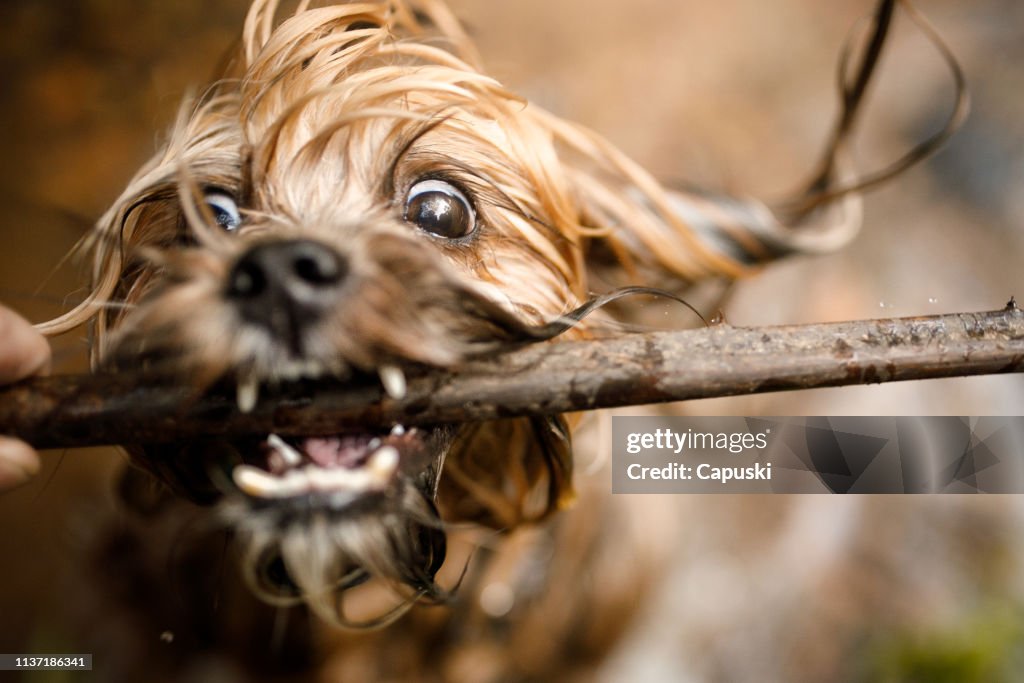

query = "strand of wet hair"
[774,0,969,221]
[521,285,711,341]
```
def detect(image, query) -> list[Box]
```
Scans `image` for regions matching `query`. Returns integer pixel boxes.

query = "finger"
[0,304,51,383]
[0,436,41,491]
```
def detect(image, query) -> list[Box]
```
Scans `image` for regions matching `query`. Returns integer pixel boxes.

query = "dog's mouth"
[211,365,451,513]
[232,426,425,505]
[215,416,453,626]
[119,368,456,627]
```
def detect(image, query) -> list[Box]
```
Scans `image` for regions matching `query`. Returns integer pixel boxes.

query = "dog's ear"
[439,416,573,529]
[532,110,862,297]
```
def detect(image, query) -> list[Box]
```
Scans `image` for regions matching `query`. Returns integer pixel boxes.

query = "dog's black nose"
[226,239,347,342]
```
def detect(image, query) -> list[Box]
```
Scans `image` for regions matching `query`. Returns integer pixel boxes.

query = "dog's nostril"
[292,246,346,286]
[228,260,267,298]
[225,240,347,340]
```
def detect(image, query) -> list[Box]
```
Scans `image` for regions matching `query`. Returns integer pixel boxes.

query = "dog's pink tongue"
[302,436,371,468]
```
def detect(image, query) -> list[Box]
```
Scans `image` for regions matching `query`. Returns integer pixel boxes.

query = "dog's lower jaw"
[123,420,455,628]
[234,427,455,628]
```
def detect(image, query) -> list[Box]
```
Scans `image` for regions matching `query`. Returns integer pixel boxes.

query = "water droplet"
[928,297,938,304]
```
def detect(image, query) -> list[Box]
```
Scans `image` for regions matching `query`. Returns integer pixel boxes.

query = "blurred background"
[0,1,1022,680]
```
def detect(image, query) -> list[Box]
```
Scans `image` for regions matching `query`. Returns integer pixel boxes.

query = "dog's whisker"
[515,285,711,345]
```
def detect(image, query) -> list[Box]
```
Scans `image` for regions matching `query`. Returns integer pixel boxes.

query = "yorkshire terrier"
[38,1,862,680]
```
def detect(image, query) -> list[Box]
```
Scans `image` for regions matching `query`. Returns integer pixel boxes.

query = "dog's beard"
[103,225,572,627]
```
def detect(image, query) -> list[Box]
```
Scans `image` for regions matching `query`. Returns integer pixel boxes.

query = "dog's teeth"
[311,448,398,491]
[234,444,400,499]
[305,466,377,492]
[307,467,358,491]
[277,360,327,382]
[303,360,323,379]
[237,377,259,413]
[304,467,335,491]
[233,464,282,497]
[379,365,407,400]
[267,434,303,467]
[390,424,406,436]
[278,469,313,497]
[368,446,399,478]
[368,437,382,450]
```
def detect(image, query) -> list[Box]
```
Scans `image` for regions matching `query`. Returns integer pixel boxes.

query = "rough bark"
[2,303,1022,449]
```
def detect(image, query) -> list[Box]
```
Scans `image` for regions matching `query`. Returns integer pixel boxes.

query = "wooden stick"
[2,303,1022,449]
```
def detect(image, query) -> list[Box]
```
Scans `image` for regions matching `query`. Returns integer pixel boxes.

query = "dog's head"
[46,0,831,625]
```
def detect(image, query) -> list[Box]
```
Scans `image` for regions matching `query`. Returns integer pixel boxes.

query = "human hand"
[0,304,51,491]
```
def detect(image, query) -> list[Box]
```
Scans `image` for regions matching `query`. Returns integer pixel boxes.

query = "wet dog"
[39,1,862,679]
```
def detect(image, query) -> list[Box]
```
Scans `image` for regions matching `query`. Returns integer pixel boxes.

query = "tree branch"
[2,303,1023,449]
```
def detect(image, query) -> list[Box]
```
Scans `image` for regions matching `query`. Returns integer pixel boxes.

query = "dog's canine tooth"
[368,446,399,479]
[233,464,283,497]
[379,364,407,400]
[235,464,315,498]
[368,437,382,450]
[267,433,304,467]
[390,424,406,436]
[237,376,259,413]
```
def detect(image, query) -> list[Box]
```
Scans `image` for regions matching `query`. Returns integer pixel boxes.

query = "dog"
[36,1,865,680]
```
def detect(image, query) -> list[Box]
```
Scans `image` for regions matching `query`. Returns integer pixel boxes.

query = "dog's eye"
[205,192,241,232]
[404,179,476,239]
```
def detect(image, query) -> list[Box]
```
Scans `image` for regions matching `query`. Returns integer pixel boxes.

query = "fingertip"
[0,304,51,383]
[0,436,41,491]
